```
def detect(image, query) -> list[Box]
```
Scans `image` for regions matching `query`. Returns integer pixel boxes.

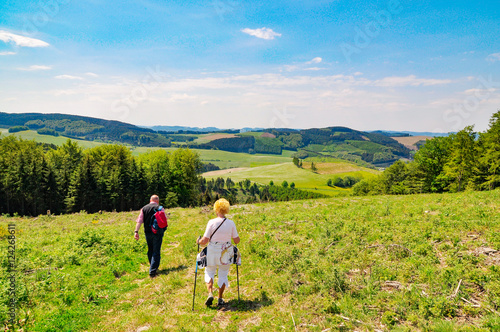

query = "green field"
[0,129,106,149]
[203,162,379,196]
[132,146,296,168]
[2,190,499,331]
[0,129,297,168]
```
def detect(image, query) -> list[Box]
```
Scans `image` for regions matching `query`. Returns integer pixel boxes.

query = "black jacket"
[142,202,159,234]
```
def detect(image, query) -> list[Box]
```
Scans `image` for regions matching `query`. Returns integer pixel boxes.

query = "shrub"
[8,126,29,133]
[37,128,59,136]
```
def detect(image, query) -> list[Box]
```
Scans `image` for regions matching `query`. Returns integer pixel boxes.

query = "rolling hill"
[203,161,379,196]
[0,112,171,147]
[1,112,412,167]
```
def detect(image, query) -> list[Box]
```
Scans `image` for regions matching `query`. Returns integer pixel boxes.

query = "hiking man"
[134,195,168,278]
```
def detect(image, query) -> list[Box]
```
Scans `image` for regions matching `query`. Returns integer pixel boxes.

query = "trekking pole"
[237,264,240,302]
[192,236,201,311]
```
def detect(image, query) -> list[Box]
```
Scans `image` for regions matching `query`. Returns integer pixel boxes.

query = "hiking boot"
[205,294,214,306]
[217,298,225,306]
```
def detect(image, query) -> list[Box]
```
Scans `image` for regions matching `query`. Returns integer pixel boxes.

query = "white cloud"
[0,30,49,47]
[283,58,325,72]
[306,57,322,64]
[0,51,16,56]
[283,65,300,72]
[373,75,453,87]
[241,27,281,40]
[486,53,500,62]
[18,65,52,71]
[55,75,84,80]
[85,72,99,77]
[6,71,484,132]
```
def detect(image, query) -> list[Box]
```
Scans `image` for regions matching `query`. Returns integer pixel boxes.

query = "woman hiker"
[196,198,240,306]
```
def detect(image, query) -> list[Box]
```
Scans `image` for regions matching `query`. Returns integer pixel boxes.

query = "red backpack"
[151,206,168,234]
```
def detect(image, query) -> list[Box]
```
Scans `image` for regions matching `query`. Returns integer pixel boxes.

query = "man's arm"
[134,209,144,240]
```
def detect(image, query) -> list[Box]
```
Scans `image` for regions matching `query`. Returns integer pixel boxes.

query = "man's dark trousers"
[145,228,164,276]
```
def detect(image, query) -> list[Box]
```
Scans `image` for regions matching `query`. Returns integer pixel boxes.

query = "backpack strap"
[209,218,226,241]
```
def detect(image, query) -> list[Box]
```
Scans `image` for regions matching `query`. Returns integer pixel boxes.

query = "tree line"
[198,177,325,206]
[353,110,500,195]
[0,136,327,216]
[1,112,172,147]
[0,137,202,216]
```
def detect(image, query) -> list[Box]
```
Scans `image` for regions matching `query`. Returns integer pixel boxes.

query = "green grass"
[0,129,106,149]
[132,147,295,168]
[2,190,500,331]
[237,131,266,138]
[203,162,379,196]
[0,130,296,169]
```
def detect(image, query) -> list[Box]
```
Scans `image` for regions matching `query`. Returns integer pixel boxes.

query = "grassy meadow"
[132,147,296,169]
[0,129,106,149]
[203,162,379,196]
[1,190,500,331]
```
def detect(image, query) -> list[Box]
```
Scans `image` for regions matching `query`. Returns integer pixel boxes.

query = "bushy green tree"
[443,126,477,192]
[168,148,203,207]
[414,136,452,192]
[477,110,500,190]
[333,177,344,187]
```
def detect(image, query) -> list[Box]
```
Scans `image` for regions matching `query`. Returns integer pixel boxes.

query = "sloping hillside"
[203,162,379,196]
[3,190,499,331]
[187,128,411,167]
[273,127,411,167]
[0,112,171,147]
[1,112,412,167]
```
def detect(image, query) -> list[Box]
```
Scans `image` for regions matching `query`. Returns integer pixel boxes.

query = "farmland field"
[2,190,499,331]
[392,136,432,151]
[194,133,237,144]
[132,147,296,168]
[0,129,296,168]
[203,162,379,196]
[0,129,106,149]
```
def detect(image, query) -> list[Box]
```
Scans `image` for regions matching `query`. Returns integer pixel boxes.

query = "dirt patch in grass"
[305,162,375,175]
[392,136,432,150]
[473,246,499,266]
[203,133,237,141]
[261,132,276,138]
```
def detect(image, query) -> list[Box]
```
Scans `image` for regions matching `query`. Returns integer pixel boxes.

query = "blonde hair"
[213,198,230,215]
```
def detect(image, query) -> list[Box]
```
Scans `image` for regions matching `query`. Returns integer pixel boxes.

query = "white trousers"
[204,241,233,288]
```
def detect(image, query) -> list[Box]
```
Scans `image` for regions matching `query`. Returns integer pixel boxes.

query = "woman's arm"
[197,236,210,246]
[232,236,240,244]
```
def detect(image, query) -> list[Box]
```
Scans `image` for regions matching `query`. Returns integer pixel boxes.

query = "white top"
[203,217,239,243]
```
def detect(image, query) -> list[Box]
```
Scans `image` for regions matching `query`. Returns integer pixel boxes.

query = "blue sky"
[0,0,499,132]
